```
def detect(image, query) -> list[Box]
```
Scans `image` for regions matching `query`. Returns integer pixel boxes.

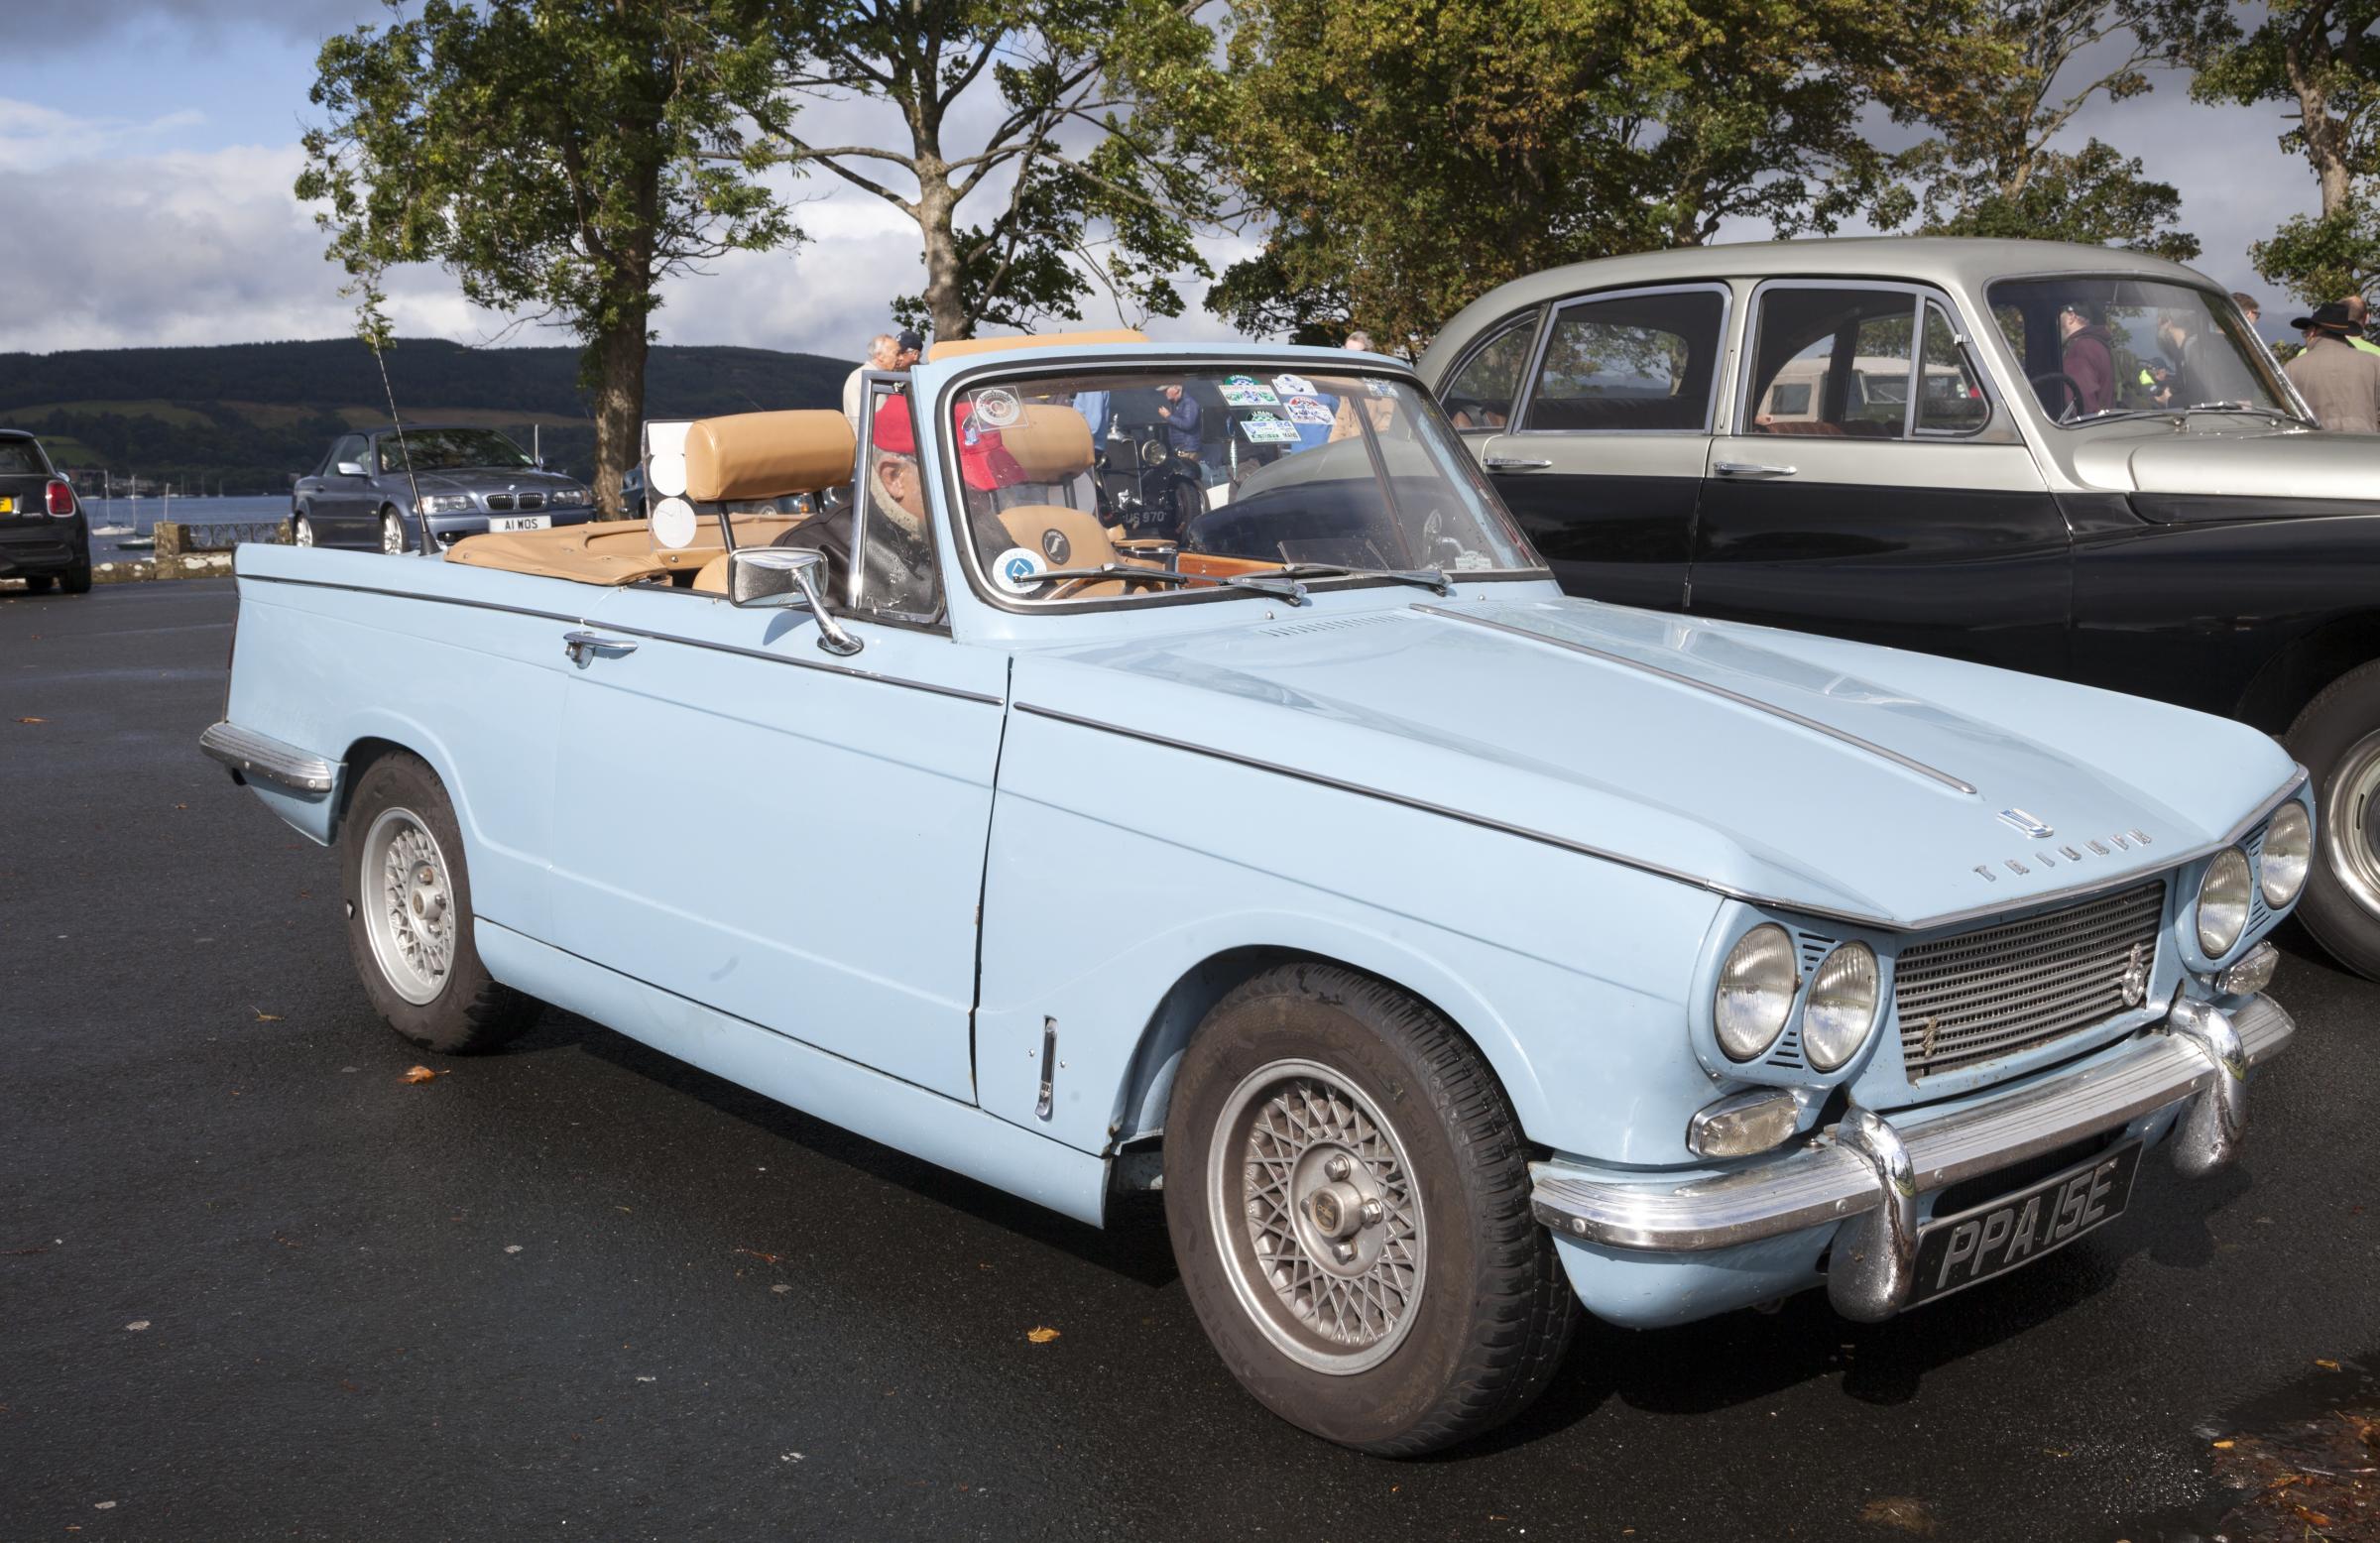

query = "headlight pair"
[418,493,475,515]
[1715,925,1879,1073]
[2194,802,2310,957]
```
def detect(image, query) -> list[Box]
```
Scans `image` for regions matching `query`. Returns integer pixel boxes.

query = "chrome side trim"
[240,572,1001,706]
[1409,603,1978,796]
[199,721,339,793]
[1528,993,2292,1256]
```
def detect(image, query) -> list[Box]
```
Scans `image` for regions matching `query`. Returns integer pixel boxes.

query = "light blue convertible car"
[203,333,2308,1455]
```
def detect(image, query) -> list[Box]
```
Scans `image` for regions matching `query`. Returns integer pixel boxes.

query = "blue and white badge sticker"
[1238,412,1302,445]
[1219,374,1280,407]
[1271,373,1315,397]
[991,546,1048,595]
[1363,376,1395,398]
[1284,395,1336,425]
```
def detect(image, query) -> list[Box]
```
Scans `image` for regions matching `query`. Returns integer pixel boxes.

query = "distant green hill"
[0,337,847,494]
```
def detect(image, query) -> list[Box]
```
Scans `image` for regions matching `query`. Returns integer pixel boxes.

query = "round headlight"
[1715,924,1798,1061]
[2260,802,2311,907]
[1802,942,1880,1071]
[2196,847,2252,957]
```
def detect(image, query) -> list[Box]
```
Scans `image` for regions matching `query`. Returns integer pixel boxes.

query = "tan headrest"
[925,329,1147,363]
[685,411,854,502]
[997,405,1095,482]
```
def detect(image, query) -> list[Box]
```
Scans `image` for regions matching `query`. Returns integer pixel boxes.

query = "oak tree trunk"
[917,158,970,341]
[589,317,649,522]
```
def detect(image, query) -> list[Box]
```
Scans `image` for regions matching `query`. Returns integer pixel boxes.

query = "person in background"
[1156,383,1203,469]
[1343,330,1374,353]
[843,333,900,429]
[894,328,926,369]
[2232,292,2261,330]
[2153,307,2201,405]
[2057,300,2116,415]
[2284,302,2380,432]
[2341,296,2380,357]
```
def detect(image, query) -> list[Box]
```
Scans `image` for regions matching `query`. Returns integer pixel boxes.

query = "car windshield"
[1986,276,2293,424]
[381,427,536,473]
[938,366,1541,605]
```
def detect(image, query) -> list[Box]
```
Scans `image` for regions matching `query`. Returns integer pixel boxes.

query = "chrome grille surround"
[1896,881,2165,1080]
[484,493,515,512]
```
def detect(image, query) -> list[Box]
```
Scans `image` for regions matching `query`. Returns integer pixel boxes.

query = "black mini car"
[0,430,91,595]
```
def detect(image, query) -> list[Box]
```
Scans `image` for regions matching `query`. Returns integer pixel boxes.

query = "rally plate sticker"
[1907,1140,2141,1306]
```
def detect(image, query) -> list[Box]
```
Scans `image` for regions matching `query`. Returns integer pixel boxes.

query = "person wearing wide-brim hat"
[2284,301,2380,433]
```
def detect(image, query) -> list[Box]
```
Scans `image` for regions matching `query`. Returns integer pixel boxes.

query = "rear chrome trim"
[1409,603,1978,796]
[199,721,339,793]
[1529,992,2292,1260]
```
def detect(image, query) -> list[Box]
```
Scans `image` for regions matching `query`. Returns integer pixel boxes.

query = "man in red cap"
[768,394,938,613]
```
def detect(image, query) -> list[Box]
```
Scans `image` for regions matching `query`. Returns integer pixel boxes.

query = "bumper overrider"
[1529,993,2292,1322]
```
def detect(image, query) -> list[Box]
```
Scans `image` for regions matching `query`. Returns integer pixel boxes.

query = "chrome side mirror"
[726,546,863,656]
[335,460,368,478]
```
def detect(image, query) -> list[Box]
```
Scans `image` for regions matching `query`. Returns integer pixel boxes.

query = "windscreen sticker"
[1270,373,1315,397]
[1237,412,1303,445]
[1363,376,1395,397]
[1219,375,1280,407]
[970,387,1022,428]
[1283,395,1337,425]
[991,546,1048,595]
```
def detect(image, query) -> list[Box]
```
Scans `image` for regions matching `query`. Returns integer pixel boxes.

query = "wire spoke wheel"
[360,805,456,1006]
[1209,1058,1426,1374]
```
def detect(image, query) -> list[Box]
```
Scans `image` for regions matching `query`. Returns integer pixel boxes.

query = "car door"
[1463,284,1729,613]
[543,407,1008,1102]
[308,434,370,543]
[1688,282,2073,677]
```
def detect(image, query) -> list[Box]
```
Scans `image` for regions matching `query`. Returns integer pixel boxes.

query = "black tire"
[2287,660,2380,978]
[339,751,538,1054]
[1162,963,1577,1456]
[60,556,92,595]
[22,574,54,594]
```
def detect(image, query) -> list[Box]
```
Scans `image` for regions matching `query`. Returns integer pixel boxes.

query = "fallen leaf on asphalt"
[2211,1438,2236,1449]
[2295,1503,2333,1527]
[253,1009,282,1022]
[735,1247,782,1265]
[1025,1327,1060,1344]
[15,717,46,724]
[124,1321,150,1332]
[504,1245,523,1254]
[770,1283,791,1294]
[1857,1496,1939,1535]
[2317,1358,2341,1370]
[92,1501,115,1510]
[401,1065,439,1084]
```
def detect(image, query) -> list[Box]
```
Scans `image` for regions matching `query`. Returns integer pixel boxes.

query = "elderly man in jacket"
[2285,302,2380,433]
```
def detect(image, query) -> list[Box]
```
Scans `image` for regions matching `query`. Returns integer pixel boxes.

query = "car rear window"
[0,441,45,475]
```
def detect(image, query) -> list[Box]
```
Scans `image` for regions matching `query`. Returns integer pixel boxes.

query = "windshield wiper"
[1025,564,1310,605]
[2185,402,2317,427]
[1268,562,1454,596]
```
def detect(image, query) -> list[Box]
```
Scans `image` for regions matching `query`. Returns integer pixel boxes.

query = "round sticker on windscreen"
[650,451,688,498]
[991,546,1048,595]
[972,387,1022,427]
[651,496,698,549]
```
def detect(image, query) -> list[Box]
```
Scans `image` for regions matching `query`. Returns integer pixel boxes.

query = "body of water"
[82,494,291,559]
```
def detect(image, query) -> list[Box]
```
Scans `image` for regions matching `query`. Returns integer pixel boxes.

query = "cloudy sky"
[0,0,2328,367]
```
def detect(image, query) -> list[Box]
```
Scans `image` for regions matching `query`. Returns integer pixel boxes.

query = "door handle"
[562,630,639,664]
[1481,455,1553,471]
[1714,461,1798,479]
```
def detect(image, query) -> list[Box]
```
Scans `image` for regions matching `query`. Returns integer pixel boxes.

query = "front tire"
[1162,963,1577,1456]
[2290,661,2380,978]
[294,514,314,548]
[340,752,537,1054]
[380,508,407,555]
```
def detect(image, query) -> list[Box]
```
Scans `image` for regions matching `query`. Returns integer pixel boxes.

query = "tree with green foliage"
[298,0,794,517]
[752,0,1222,342]
[1898,0,2227,260]
[2193,0,2380,305]
[1168,0,1993,352]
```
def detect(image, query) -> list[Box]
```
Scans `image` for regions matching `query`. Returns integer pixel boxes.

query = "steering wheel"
[2030,371,2085,422]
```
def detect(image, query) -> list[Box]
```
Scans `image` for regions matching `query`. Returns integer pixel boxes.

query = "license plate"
[0,497,13,514]
[1909,1141,2141,1306]
[490,515,550,533]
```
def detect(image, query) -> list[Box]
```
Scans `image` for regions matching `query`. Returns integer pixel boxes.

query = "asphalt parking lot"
[3,579,2375,1542]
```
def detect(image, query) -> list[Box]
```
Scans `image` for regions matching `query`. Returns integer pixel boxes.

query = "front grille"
[484,494,516,512]
[1896,881,2164,1079]
[516,491,546,511]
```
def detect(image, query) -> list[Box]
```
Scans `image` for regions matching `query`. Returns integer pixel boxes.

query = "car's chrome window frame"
[1737,278,2005,444]
[1437,305,1547,435]
[1510,282,1734,438]
[1979,270,2304,429]
[929,354,1550,618]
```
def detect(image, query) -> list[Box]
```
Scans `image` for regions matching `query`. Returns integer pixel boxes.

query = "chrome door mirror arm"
[726,546,865,656]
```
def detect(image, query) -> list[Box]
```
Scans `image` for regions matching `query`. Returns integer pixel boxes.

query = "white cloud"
[0,100,204,172]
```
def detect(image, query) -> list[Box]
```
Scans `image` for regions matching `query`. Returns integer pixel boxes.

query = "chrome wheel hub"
[381,516,404,554]
[1208,1058,1425,1374]
[361,806,454,1005]
[2323,731,2380,919]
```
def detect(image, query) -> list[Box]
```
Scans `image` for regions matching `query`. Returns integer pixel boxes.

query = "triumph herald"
[203,331,2306,1455]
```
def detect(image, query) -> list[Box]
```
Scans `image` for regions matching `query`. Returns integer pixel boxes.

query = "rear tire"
[61,552,91,594]
[294,515,314,548]
[2287,659,2380,979]
[340,751,538,1054]
[1162,963,1577,1456]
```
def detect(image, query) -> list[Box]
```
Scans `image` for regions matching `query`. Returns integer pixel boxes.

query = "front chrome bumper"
[199,721,339,793]
[1529,994,2293,1321]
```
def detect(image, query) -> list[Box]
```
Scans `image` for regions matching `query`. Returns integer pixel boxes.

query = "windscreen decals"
[1220,375,1281,407]
[1284,395,1337,425]
[1238,412,1303,444]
